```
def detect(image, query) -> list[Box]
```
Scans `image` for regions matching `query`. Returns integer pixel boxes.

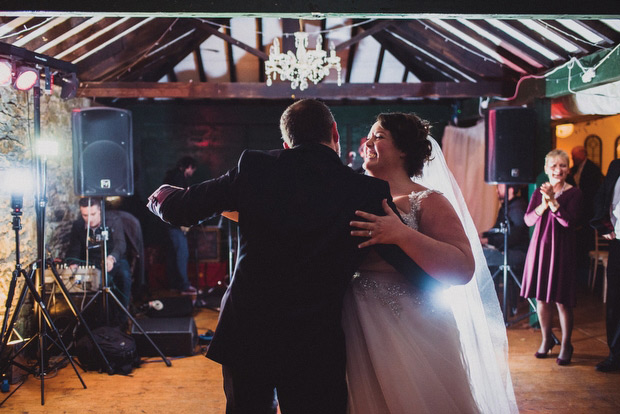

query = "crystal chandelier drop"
[265,31,342,91]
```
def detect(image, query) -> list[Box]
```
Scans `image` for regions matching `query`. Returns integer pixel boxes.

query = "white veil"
[412,137,519,413]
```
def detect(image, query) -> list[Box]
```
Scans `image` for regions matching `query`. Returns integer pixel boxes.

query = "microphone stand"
[80,199,171,367]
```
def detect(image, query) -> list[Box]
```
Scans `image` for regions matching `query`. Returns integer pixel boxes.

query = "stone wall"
[0,85,90,327]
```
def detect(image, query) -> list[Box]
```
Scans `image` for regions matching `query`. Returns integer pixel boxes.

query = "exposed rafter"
[77,81,511,99]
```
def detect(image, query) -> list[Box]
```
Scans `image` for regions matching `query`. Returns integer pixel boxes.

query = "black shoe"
[595,357,620,372]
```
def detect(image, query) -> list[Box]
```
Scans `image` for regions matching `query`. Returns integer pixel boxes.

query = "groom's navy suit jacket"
[154,143,429,369]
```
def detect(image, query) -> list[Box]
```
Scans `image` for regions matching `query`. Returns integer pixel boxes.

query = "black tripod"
[80,199,171,367]
[490,188,561,348]
[0,194,86,406]
[490,215,536,325]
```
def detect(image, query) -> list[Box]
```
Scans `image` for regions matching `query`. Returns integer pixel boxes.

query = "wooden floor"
[1,288,619,413]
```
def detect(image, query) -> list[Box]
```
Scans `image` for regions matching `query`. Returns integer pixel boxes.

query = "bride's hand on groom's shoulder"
[350,199,407,248]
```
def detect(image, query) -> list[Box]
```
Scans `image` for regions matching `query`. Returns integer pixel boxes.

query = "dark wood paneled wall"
[116,100,452,243]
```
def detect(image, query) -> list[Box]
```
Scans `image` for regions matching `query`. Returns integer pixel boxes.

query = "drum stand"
[0,196,86,406]
[80,199,171,367]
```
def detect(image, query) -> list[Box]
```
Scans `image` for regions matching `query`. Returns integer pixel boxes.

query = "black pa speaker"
[485,107,537,184]
[72,107,134,196]
[131,317,198,357]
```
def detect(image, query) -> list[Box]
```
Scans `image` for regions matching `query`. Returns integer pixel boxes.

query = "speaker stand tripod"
[43,259,113,373]
[80,199,171,367]
[0,196,86,407]
[490,189,560,349]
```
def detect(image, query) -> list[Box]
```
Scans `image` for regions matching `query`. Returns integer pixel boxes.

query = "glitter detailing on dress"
[353,274,426,317]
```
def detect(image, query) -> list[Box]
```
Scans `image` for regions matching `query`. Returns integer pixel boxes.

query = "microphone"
[139,300,164,312]
[482,228,503,237]
[147,300,164,311]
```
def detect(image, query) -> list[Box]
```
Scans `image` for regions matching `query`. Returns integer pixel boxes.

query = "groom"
[148,99,426,414]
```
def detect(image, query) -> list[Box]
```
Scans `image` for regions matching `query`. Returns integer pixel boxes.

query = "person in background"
[66,197,133,319]
[481,184,529,314]
[590,158,620,372]
[567,145,603,286]
[481,184,529,270]
[162,156,197,295]
[521,149,582,366]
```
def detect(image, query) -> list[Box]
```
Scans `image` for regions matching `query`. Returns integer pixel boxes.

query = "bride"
[344,112,518,413]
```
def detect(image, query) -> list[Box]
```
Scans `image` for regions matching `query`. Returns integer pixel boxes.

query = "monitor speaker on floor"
[131,317,198,357]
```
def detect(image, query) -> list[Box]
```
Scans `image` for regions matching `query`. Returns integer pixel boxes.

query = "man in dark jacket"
[66,197,132,309]
[162,156,197,294]
[148,99,428,414]
[591,159,620,372]
[568,146,603,286]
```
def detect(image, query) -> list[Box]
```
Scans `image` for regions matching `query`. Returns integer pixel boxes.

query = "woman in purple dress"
[521,149,582,365]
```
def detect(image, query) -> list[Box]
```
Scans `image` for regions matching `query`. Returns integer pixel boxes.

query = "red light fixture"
[13,65,39,91]
[0,59,11,86]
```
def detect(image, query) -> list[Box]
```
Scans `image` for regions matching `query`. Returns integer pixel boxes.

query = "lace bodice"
[401,189,440,231]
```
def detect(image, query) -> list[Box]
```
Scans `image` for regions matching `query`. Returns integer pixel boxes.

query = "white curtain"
[441,121,499,234]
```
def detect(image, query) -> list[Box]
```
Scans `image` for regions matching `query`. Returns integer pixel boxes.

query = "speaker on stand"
[71,107,171,366]
[485,107,536,185]
[72,107,134,197]
[484,107,545,329]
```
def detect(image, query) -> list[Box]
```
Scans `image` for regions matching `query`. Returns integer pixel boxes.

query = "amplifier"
[44,266,100,293]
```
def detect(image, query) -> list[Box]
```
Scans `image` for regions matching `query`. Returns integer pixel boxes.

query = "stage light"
[1,167,33,197]
[13,65,39,91]
[36,139,59,157]
[0,59,11,86]
[60,72,78,99]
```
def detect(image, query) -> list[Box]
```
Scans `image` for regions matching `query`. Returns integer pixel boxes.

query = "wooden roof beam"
[77,81,512,99]
[195,19,268,61]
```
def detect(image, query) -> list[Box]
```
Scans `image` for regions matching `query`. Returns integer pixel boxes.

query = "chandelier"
[265,31,342,91]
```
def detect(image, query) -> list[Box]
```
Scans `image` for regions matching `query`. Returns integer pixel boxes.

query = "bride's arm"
[351,197,474,285]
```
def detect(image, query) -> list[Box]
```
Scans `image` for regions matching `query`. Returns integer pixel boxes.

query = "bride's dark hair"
[375,112,432,177]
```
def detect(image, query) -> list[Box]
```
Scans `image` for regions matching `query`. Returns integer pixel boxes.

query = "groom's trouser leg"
[275,341,348,414]
[222,364,278,414]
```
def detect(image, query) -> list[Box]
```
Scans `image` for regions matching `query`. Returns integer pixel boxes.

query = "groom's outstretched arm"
[148,166,239,227]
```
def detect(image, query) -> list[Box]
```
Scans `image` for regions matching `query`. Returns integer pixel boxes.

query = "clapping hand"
[540,182,555,202]
[350,199,405,248]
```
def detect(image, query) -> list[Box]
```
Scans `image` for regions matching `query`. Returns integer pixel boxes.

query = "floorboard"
[1,288,619,413]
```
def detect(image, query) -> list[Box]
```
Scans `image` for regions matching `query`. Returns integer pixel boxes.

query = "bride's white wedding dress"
[343,190,479,413]
[342,138,518,414]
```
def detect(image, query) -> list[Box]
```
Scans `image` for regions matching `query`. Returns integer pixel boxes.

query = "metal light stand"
[0,192,86,407]
[80,199,171,367]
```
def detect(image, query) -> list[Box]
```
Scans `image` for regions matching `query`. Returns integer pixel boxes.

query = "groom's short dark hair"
[280,99,335,147]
